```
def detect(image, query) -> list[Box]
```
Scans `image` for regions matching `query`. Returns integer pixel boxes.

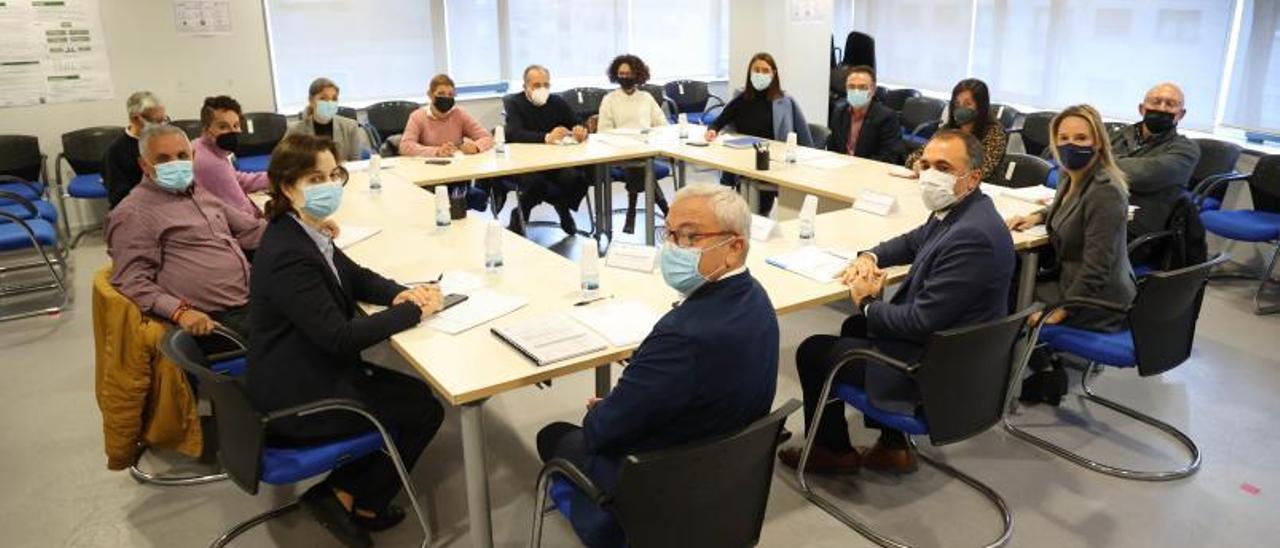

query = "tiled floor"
[1,176,1277,547]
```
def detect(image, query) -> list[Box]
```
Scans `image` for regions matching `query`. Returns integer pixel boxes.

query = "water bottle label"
[581,279,599,291]
[485,257,504,269]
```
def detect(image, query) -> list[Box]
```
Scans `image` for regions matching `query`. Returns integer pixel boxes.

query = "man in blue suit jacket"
[779,129,1015,475]
[537,184,779,547]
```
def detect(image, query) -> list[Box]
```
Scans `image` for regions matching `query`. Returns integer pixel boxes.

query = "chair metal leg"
[210,501,301,548]
[796,371,1011,547]
[1253,242,1280,315]
[1003,364,1201,481]
[129,463,228,486]
[530,466,554,548]
[0,220,70,323]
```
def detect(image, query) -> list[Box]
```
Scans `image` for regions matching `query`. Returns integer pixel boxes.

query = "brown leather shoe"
[778,445,861,474]
[860,442,919,474]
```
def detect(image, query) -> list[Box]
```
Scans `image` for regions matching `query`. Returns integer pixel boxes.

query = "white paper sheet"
[333,225,381,249]
[804,156,856,170]
[766,247,851,283]
[493,313,607,365]
[605,243,659,272]
[1003,185,1057,205]
[426,289,527,335]
[569,300,663,346]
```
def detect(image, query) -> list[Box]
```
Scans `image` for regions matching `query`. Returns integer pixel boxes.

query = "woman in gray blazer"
[285,77,370,162]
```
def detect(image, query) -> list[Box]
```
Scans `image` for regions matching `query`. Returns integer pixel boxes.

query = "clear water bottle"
[798,194,817,243]
[677,113,689,140]
[368,154,382,192]
[580,243,600,299]
[434,186,451,229]
[484,220,504,273]
[785,131,798,164]
[494,125,507,156]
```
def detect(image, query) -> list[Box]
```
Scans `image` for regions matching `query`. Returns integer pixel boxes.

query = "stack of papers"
[723,136,766,149]
[570,300,663,346]
[334,225,382,249]
[1002,185,1057,205]
[766,247,851,283]
[427,289,527,335]
[492,313,608,366]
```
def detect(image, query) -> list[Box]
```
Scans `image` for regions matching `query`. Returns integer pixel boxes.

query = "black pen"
[573,294,613,307]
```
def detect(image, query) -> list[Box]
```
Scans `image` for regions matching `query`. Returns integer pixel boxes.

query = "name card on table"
[854,190,897,216]
[750,214,779,242]
[606,243,658,272]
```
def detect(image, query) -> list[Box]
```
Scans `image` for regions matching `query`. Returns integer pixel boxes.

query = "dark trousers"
[795,315,907,452]
[535,422,625,548]
[195,304,252,356]
[271,367,445,512]
[518,168,590,211]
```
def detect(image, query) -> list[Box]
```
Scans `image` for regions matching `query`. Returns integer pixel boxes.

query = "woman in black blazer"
[247,134,444,546]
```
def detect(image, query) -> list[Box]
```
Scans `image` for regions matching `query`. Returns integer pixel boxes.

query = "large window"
[854,0,972,92]
[266,0,730,113]
[1224,0,1280,133]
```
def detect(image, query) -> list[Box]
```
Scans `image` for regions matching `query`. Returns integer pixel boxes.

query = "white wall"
[729,0,833,127]
[0,0,276,230]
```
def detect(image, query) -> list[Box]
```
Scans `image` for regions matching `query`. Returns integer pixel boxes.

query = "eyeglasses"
[656,227,736,248]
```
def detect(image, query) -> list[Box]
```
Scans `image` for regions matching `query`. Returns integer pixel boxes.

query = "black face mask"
[1142,110,1177,134]
[617,76,636,90]
[1056,143,1096,171]
[215,131,239,153]
[433,96,455,113]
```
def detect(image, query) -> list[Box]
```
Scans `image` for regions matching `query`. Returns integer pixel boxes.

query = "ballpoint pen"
[573,294,614,307]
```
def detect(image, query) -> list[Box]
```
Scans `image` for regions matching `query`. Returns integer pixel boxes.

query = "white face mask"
[528,87,550,107]
[919,168,963,212]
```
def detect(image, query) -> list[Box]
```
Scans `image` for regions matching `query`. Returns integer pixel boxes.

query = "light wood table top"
[386,141,658,187]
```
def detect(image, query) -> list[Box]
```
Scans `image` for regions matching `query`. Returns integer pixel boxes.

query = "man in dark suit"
[826,65,904,164]
[504,64,592,235]
[536,184,779,547]
[779,129,1015,474]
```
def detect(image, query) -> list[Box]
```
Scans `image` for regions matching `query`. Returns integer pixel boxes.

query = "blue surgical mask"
[301,181,343,219]
[152,160,194,193]
[750,72,773,92]
[314,100,339,123]
[659,237,734,296]
[846,89,871,109]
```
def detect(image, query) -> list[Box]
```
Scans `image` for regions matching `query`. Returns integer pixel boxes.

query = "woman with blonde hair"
[1008,104,1136,404]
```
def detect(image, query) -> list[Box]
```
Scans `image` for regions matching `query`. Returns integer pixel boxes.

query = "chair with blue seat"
[989,153,1052,188]
[663,80,725,126]
[639,84,678,122]
[880,88,920,114]
[795,307,1037,548]
[159,329,432,548]
[365,100,421,157]
[1193,154,1280,314]
[1004,256,1226,481]
[0,192,68,322]
[0,135,50,202]
[899,96,945,152]
[559,87,609,123]
[531,400,800,548]
[1189,138,1243,212]
[232,112,287,172]
[992,103,1023,134]
[1018,112,1056,158]
[56,126,122,247]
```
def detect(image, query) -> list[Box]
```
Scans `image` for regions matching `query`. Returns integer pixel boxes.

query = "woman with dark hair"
[284,77,371,162]
[598,54,671,233]
[905,78,1007,181]
[704,52,814,214]
[247,133,446,547]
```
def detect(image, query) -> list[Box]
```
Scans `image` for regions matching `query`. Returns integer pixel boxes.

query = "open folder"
[766,246,851,283]
[492,313,608,366]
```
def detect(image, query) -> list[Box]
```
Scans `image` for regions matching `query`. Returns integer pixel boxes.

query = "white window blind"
[853,0,972,92]
[1223,0,1280,133]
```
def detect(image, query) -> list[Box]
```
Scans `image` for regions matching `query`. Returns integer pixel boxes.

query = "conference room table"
[322,156,1047,547]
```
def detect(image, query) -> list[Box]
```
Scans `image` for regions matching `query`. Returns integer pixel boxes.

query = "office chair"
[1190,138,1243,212]
[1005,256,1226,480]
[233,112,287,172]
[56,125,122,246]
[900,97,945,151]
[532,400,801,548]
[559,87,609,122]
[0,190,68,322]
[808,123,832,151]
[795,306,1038,548]
[0,135,49,199]
[336,106,359,121]
[1193,154,1280,314]
[171,119,204,140]
[638,84,678,122]
[1128,194,1208,278]
[992,103,1023,133]
[839,31,876,68]
[1019,112,1057,158]
[663,80,725,126]
[989,153,1053,188]
[365,100,421,156]
[160,329,432,548]
[880,88,920,113]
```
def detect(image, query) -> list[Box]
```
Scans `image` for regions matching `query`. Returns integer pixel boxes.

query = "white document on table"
[854,190,897,216]
[569,300,663,346]
[334,225,382,249]
[606,243,659,272]
[592,133,647,148]
[427,289,527,335]
[492,313,609,366]
[766,246,851,283]
[804,156,856,170]
[437,270,487,296]
[1003,185,1057,205]
[750,214,779,242]
[344,157,400,172]
[1022,225,1048,238]
[979,183,1006,197]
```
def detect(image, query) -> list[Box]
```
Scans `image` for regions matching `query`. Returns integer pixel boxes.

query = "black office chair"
[532,400,801,548]
[336,106,359,121]
[1190,138,1243,211]
[638,84,678,122]
[992,103,1023,133]
[663,80,725,126]
[159,329,432,547]
[809,123,832,151]
[989,153,1053,188]
[1020,111,1057,157]
[1103,121,1129,140]
[171,119,204,140]
[880,88,920,113]
[233,112,288,172]
[828,65,855,117]
[900,96,945,152]
[559,87,609,122]
[0,135,47,187]
[1194,155,1280,314]
[56,125,122,246]
[1005,256,1226,480]
[796,306,1039,547]
[365,100,421,155]
[839,31,876,68]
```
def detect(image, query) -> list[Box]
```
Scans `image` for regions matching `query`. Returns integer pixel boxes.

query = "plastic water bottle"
[368,154,382,192]
[785,131,798,164]
[580,244,600,299]
[434,186,451,229]
[484,220,504,274]
[677,113,689,140]
[798,194,817,243]
[494,125,507,156]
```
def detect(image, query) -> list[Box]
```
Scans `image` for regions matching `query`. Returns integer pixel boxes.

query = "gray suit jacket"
[285,115,370,162]
[1110,123,1200,239]
[1042,169,1137,331]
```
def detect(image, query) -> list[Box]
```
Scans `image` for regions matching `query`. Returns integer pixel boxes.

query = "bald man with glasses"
[1110,82,1201,246]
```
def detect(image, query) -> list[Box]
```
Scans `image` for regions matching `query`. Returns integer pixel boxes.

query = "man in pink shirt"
[399,74,494,157]
[193,95,269,218]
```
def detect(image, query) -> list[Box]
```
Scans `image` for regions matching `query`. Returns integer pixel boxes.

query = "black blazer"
[826,100,904,164]
[247,215,421,438]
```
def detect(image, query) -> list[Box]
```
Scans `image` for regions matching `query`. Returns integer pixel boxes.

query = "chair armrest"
[264,397,369,423]
[1035,297,1131,334]
[702,94,726,115]
[537,458,611,507]
[836,347,918,375]
[910,120,941,138]
[0,175,43,196]
[1127,229,1177,255]
[0,190,37,217]
[205,324,249,362]
[1191,172,1249,200]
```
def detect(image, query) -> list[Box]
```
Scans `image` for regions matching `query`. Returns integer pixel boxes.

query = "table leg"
[592,167,605,240]
[644,159,656,246]
[460,401,494,548]
[676,159,687,190]
[595,363,612,397]
[599,164,613,240]
[1016,251,1038,310]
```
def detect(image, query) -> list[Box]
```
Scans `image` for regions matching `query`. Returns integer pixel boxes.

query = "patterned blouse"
[905,117,1008,181]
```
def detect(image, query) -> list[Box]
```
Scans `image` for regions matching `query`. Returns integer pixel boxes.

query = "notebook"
[723,136,766,149]
[492,313,609,366]
[333,225,382,249]
[569,300,663,346]
[426,289,527,335]
[766,246,851,283]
